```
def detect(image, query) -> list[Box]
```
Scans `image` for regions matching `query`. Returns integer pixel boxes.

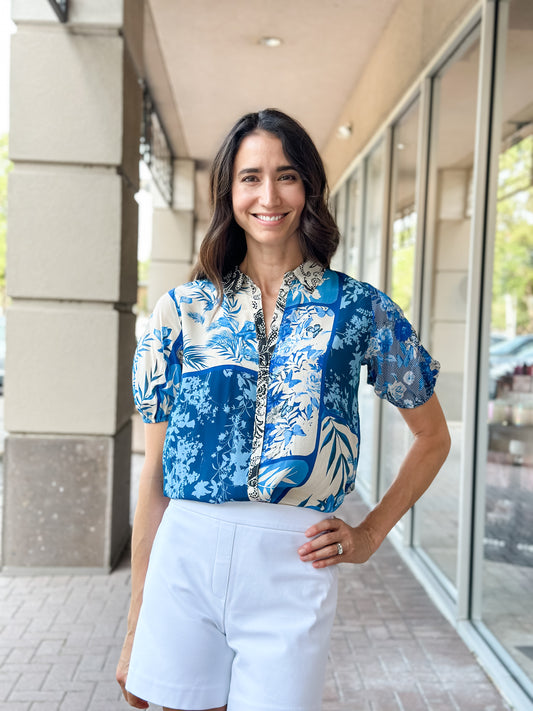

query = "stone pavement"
[0,493,513,711]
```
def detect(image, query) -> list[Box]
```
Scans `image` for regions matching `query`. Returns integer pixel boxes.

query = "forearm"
[126,472,169,636]
[361,425,450,550]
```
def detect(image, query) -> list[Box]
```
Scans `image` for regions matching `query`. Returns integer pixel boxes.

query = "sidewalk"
[0,490,512,710]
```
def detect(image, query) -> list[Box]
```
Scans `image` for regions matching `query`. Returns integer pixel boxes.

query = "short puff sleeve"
[363,288,439,408]
[132,291,182,423]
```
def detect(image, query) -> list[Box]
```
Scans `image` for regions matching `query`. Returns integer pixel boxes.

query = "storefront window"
[480,0,533,683]
[379,100,420,497]
[357,142,385,501]
[362,144,385,288]
[415,30,481,589]
[345,169,363,278]
[331,184,347,272]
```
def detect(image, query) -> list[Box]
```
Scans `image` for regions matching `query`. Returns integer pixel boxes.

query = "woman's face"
[231,130,306,256]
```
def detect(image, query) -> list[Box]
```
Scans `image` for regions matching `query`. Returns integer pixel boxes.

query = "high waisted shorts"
[126,498,339,711]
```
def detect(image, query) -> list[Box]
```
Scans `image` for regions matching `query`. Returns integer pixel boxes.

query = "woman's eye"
[242,175,258,183]
[280,173,297,181]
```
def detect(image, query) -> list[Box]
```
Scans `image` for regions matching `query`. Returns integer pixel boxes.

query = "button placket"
[247,275,292,500]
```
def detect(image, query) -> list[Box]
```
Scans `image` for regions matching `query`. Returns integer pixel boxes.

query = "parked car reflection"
[486,333,533,566]
[489,334,533,398]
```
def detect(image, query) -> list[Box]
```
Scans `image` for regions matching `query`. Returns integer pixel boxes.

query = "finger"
[125,691,149,709]
[304,517,340,538]
[312,553,340,569]
[300,541,340,562]
[117,671,149,709]
[298,531,338,557]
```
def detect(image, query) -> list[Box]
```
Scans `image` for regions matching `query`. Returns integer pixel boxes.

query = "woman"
[116,108,450,711]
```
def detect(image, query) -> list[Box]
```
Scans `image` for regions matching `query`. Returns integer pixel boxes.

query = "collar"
[223,260,325,296]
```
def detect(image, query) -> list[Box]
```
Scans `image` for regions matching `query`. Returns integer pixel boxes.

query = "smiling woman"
[193,109,340,298]
[231,131,305,271]
[117,108,450,711]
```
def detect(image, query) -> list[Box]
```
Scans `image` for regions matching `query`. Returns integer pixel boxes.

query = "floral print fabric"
[132,262,440,512]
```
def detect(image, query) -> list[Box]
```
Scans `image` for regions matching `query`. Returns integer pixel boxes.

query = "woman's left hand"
[298,517,377,568]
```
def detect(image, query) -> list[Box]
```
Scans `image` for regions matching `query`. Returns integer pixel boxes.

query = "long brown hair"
[192,109,340,295]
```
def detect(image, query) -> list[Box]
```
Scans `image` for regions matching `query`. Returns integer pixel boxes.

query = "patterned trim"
[223,260,324,297]
[246,272,295,501]
[292,261,325,292]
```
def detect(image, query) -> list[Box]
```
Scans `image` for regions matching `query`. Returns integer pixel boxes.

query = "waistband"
[167,498,334,533]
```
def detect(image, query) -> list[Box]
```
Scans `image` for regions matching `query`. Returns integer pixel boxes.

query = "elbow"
[437,423,452,465]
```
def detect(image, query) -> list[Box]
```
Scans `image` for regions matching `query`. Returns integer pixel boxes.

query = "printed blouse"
[132,261,440,512]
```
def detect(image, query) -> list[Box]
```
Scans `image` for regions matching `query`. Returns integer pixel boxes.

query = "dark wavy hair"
[191,109,340,294]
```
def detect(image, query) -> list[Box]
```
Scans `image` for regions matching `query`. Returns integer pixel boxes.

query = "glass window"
[479,0,533,684]
[414,29,481,590]
[379,100,420,498]
[345,169,363,278]
[362,143,385,288]
[331,184,347,272]
[357,142,385,501]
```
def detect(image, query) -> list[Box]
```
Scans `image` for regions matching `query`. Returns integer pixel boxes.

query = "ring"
[337,542,343,556]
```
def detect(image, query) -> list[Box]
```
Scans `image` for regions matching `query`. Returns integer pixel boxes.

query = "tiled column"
[2,0,143,571]
[148,159,195,310]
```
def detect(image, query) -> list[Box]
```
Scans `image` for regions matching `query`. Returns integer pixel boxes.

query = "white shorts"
[126,499,339,711]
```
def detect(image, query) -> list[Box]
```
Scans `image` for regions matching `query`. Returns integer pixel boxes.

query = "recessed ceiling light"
[259,36,283,48]
[337,123,352,139]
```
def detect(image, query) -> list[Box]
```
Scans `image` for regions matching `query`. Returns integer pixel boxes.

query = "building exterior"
[2,0,532,707]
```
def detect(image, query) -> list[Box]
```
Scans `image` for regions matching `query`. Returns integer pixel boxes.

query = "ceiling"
[144,0,402,217]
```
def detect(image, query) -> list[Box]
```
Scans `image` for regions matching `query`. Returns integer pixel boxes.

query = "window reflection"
[415,30,481,589]
[346,170,363,279]
[331,184,347,272]
[362,144,385,288]
[357,143,385,500]
[379,101,420,499]
[481,0,533,681]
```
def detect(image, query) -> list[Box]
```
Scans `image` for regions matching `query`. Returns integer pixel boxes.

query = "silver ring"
[337,542,343,556]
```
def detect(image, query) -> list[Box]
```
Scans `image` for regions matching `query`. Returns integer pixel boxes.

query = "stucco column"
[2,1,143,571]
[148,159,195,310]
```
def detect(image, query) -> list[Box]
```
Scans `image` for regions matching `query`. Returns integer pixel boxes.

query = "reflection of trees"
[391,210,416,320]
[492,136,533,335]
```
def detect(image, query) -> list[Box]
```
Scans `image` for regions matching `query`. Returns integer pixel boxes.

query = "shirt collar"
[223,260,325,297]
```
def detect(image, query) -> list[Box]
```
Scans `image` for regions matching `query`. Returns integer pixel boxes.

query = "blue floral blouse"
[133,261,440,512]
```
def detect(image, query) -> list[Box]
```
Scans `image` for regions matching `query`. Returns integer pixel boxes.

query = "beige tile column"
[147,159,195,310]
[2,0,143,571]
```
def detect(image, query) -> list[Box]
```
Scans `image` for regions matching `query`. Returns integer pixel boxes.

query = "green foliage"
[137,258,150,285]
[391,212,416,320]
[492,136,533,334]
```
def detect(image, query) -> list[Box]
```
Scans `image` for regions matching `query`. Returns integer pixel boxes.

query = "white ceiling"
[145,0,402,167]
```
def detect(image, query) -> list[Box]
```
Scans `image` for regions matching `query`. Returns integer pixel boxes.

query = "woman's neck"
[239,245,304,297]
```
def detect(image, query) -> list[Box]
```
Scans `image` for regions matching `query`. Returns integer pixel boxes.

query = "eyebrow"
[237,165,297,177]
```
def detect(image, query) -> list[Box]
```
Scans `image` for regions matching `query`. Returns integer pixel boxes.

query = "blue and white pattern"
[132,261,440,512]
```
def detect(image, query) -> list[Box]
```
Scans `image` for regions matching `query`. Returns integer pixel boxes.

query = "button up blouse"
[132,261,440,512]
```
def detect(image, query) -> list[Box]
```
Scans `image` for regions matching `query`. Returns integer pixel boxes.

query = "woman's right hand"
[116,632,149,709]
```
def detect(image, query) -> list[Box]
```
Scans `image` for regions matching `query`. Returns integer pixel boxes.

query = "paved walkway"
[0,493,513,711]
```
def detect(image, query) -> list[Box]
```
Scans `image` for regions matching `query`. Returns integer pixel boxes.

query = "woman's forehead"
[234,130,291,169]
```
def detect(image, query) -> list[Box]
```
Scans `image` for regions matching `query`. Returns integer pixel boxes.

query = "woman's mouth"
[253,213,287,223]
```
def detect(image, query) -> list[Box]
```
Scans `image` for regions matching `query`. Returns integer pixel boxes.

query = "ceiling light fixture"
[337,123,352,139]
[259,36,283,48]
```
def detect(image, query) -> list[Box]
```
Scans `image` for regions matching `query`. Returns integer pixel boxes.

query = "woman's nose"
[259,179,281,207]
